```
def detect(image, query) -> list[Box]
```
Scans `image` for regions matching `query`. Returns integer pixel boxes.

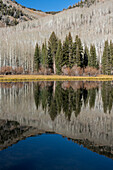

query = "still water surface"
[0,81,113,170]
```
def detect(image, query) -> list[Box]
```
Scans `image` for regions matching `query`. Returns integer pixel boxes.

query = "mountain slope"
[0,0,49,27]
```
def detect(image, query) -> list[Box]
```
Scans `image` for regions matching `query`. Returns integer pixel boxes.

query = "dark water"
[0,81,113,170]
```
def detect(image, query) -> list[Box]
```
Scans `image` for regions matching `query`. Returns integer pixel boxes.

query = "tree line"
[34,32,113,75]
[34,32,100,75]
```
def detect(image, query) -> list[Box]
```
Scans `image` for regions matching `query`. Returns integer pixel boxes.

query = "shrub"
[70,66,83,76]
[62,65,71,75]
[84,67,99,76]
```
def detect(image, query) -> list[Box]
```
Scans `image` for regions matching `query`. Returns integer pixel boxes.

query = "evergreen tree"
[34,43,40,72]
[89,44,97,68]
[75,35,83,67]
[67,32,73,67]
[56,40,63,74]
[41,41,48,69]
[110,41,113,73]
[107,44,111,75]
[102,41,108,74]
[48,32,58,74]
[83,45,89,68]
[72,38,77,66]
[62,35,69,67]
[102,40,111,75]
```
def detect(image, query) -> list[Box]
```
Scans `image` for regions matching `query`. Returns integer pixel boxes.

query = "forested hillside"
[0,0,113,75]
[0,0,49,27]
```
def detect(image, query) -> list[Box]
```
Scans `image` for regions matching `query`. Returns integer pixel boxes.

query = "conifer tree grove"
[34,32,113,75]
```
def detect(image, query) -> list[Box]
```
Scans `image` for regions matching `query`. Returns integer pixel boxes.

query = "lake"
[0,81,113,170]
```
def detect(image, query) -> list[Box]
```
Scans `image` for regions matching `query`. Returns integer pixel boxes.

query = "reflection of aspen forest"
[33,81,110,121]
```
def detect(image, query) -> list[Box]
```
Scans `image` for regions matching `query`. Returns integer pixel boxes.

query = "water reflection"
[0,81,113,159]
[33,81,113,120]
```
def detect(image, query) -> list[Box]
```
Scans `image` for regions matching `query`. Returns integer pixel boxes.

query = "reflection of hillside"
[69,138,113,160]
[0,119,113,160]
[0,81,113,159]
[0,119,43,151]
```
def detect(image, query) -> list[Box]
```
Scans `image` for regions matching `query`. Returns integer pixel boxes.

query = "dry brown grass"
[0,75,113,82]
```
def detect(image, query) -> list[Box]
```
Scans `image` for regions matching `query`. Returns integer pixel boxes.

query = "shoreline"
[0,75,113,82]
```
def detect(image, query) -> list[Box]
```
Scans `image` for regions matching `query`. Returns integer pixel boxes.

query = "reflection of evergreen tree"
[40,87,48,111]
[49,98,58,121]
[33,83,40,110]
[101,82,113,113]
[74,89,82,117]
[82,88,88,107]
[88,88,97,109]
[54,82,62,113]
[33,81,112,121]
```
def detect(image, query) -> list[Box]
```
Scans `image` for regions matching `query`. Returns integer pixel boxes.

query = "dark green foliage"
[68,32,73,67]
[56,40,63,74]
[34,43,40,71]
[110,41,113,69]
[72,39,77,66]
[83,45,89,68]
[75,35,83,67]
[62,36,69,67]
[89,45,97,68]
[48,32,58,74]
[41,41,48,68]
[102,40,112,75]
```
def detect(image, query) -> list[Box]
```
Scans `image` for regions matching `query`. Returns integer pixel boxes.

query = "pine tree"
[48,32,58,74]
[102,41,107,74]
[67,32,73,67]
[62,35,69,67]
[72,38,77,66]
[75,35,83,67]
[107,44,111,75]
[83,45,89,68]
[41,41,48,69]
[89,44,97,68]
[102,40,111,75]
[34,43,40,72]
[110,41,113,73]
[56,40,63,74]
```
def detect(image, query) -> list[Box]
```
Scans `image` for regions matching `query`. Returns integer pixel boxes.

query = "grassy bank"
[0,75,113,82]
